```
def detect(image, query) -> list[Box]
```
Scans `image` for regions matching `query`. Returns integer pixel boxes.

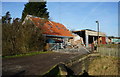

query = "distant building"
[72,29,106,47]
[107,36,120,44]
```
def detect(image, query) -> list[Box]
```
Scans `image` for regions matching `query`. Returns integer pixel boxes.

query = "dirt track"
[3,52,82,75]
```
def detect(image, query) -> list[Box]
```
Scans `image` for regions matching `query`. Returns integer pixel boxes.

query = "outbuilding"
[22,15,73,50]
[72,29,106,47]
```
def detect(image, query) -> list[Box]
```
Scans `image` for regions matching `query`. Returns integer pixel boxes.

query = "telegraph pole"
[96,21,99,47]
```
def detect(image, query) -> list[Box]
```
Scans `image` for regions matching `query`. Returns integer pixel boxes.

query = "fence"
[97,44,120,57]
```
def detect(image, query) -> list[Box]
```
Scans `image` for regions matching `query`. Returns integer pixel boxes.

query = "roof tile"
[30,17,73,37]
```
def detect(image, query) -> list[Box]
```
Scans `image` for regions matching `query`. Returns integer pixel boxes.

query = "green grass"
[99,44,119,48]
[2,51,53,58]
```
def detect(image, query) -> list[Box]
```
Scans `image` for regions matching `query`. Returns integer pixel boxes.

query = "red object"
[102,37,106,44]
[29,17,73,37]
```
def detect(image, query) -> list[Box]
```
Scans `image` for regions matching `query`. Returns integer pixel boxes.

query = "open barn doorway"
[88,35,98,44]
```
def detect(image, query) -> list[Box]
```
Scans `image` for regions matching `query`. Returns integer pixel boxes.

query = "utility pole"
[96,21,99,47]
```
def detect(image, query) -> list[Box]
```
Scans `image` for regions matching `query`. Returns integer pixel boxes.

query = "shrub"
[2,21,45,56]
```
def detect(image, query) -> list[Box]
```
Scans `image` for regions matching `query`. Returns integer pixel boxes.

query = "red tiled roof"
[29,17,73,37]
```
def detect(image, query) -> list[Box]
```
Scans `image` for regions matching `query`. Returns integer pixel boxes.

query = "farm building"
[106,36,120,44]
[22,15,73,50]
[72,29,106,47]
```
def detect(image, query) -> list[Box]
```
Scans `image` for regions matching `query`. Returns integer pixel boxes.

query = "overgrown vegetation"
[2,0,50,56]
[88,56,119,75]
[2,21,46,56]
[22,1,49,21]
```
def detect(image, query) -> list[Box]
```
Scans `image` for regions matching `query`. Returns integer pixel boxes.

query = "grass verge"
[2,51,53,58]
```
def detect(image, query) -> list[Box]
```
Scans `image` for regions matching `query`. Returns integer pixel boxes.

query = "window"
[47,27,53,32]
[48,24,52,28]
[56,25,60,30]
[62,27,66,30]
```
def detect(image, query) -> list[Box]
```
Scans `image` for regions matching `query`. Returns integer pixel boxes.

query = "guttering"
[43,34,73,38]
